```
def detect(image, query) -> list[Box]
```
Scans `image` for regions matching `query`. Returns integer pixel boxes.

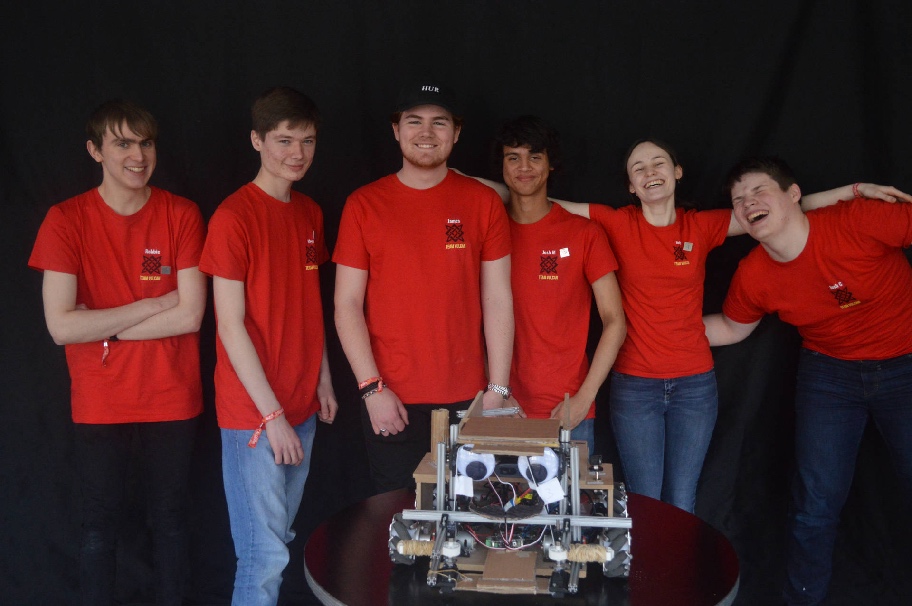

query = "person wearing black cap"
[333,81,515,492]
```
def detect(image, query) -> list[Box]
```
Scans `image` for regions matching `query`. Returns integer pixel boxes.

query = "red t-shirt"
[509,204,618,418]
[724,199,912,360]
[333,171,511,404]
[28,187,204,424]
[589,205,729,378]
[200,183,329,429]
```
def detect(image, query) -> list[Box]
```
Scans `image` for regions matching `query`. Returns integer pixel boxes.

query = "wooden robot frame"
[388,392,632,596]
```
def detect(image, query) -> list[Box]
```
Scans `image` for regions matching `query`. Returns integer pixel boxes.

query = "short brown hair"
[725,156,797,194]
[251,87,321,140]
[86,99,158,149]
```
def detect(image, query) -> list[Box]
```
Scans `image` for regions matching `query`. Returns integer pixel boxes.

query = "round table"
[305,489,739,605]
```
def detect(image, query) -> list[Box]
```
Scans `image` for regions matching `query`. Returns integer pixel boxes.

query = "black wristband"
[358,379,382,399]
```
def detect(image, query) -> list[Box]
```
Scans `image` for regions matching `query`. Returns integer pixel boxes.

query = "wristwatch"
[486,383,512,400]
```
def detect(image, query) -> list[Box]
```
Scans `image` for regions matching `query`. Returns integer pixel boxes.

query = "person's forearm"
[481,287,514,386]
[703,313,758,347]
[218,319,282,417]
[802,185,853,210]
[335,300,381,383]
[703,314,730,346]
[575,316,626,404]
[483,315,513,386]
[803,183,912,209]
[316,335,339,423]
[318,337,333,388]
[116,301,202,340]
[45,295,174,345]
[117,268,205,340]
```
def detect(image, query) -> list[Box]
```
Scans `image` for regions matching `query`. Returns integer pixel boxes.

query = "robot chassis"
[388,394,632,596]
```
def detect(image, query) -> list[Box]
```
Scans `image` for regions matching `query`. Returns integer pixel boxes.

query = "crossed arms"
[41,266,205,345]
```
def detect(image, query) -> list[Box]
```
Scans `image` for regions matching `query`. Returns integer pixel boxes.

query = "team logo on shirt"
[305,236,319,270]
[140,248,170,281]
[828,281,860,309]
[445,219,466,249]
[540,250,559,280]
[673,240,692,266]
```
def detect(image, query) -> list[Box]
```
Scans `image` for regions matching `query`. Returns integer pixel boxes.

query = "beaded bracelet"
[852,182,861,199]
[361,386,383,400]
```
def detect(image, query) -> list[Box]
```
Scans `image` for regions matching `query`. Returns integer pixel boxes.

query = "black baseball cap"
[394,81,462,116]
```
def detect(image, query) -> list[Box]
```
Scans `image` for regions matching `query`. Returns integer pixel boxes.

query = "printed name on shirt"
[445,219,465,249]
[828,281,860,309]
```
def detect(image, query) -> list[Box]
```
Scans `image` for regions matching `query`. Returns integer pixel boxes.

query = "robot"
[388,392,632,596]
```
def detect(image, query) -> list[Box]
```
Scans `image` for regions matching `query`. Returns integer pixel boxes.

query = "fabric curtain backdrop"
[3,1,911,604]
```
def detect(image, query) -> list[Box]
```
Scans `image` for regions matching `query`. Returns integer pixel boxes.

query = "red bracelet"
[358,376,382,389]
[248,407,285,448]
[852,183,861,199]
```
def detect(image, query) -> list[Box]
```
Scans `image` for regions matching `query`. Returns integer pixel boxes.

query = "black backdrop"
[2,1,911,604]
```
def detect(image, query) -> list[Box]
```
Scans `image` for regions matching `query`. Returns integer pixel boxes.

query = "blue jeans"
[609,370,718,513]
[784,350,912,605]
[74,416,199,606]
[221,416,317,606]
[570,418,595,456]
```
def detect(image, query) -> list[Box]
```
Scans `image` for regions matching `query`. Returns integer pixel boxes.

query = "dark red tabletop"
[305,489,738,605]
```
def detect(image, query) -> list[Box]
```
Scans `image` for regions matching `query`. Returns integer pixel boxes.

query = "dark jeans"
[74,416,199,606]
[361,400,470,493]
[784,350,912,605]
